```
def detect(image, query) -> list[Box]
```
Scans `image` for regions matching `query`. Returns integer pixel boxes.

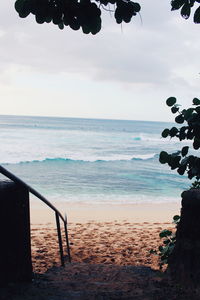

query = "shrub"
[159,97,200,184]
[150,215,180,269]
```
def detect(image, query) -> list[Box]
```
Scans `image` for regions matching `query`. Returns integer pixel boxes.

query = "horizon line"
[0,113,173,124]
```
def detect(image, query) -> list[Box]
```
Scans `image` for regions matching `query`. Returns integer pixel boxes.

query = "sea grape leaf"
[133,3,141,12]
[193,98,200,105]
[173,215,180,221]
[188,169,194,179]
[175,114,184,124]
[194,6,200,23]
[194,124,200,139]
[177,165,186,175]
[195,157,200,168]
[179,126,187,140]
[171,106,179,114]
[181,3,191,19]
[166,97,177,107]
[193,138,200,150]
[82,24,91,34]
[159,151,169,164]
[159,230,172,238]
[36,15,45,24]
[187,128,194,139]
[184,108,194,120]
[150,249,157,254]
[195,106,200,113]
[181,146,189,156]
[169,155,181,169]
[188,155,195,165]
[58,22,64,30]
[163,239,170,245]
[171,0,186,10]
[162,128,170,138]
[15,0,26,13]
[189,0,195,6]
[169,127,178,137]
[161,245,169,255]
[191,167,198,176]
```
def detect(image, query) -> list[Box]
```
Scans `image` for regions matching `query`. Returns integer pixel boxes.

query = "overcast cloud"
[0,0,200,121]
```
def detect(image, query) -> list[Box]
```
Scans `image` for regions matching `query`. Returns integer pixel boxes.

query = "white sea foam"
[31,193,181,205]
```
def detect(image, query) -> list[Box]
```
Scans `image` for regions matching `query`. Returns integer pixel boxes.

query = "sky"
[0,0,200,122]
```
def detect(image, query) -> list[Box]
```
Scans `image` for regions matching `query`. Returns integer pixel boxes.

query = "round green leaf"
[171,0,186,10]
[181,146,189,157]
[181,3,191,19]
[184,108,194,120]
[82,24,90,34]
[169,127,178,137]
[173,215,180,224]
[58,22,64,29]
[159,230,172,238]
[195,106,200,113]
[163,239,170,245]
[188,155,195,164]
[169,155,181,169]
[159,151,169,164]
[166,97,177,107]
[173,215,180,221]
[179,126,187,141]
[15,0,26,13]
[149,249,157,254]
[36,15,45,24]
[175,114,184,124]
[171,106,179,114]
[193,98,200,105]
[161,128,170,138]
[193,138,200,150]
[187,129,194,140]
[177,165,186,175]
[194,6,200,23]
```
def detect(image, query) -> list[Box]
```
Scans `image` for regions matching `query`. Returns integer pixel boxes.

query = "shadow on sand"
[1,261,198,300]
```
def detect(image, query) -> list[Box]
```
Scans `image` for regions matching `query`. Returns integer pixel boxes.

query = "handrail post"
[64,215,71,263]
[55,212,65,267]
[0,165,71,268]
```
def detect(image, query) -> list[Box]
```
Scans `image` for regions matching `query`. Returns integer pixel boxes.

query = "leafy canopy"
[171,0,200,23]
[14,0,141,35]
[14,0,200,35]
[160,97,200,181]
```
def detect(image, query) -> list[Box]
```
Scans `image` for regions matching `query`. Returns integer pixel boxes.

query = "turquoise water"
[0,115,189,204]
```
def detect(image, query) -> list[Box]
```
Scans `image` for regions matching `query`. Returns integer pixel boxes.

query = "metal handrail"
[0,165,71,266]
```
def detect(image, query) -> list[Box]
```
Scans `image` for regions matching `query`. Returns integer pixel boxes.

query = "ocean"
[0,115,189,205]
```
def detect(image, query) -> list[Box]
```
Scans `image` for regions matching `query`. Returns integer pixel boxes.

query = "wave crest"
[2,153,158,165]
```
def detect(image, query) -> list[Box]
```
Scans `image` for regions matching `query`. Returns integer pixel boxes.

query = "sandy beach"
[31,219,173,274]
[27,202,184,299]
[2,201,199,299]
[30,201,181,273]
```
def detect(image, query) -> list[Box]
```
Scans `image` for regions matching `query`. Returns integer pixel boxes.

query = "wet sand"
[30,201,180,224]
